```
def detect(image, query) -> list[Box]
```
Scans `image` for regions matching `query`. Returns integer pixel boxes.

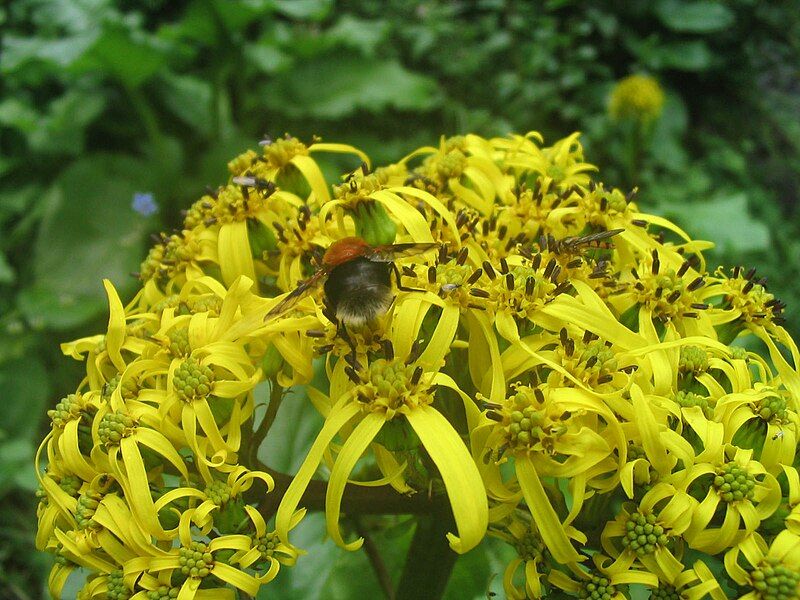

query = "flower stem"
[395,511,458,600]
[353,516,395,600]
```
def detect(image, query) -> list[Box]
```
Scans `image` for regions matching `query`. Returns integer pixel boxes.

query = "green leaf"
[0,98,40,133]
[443,536,515,599]
[77,24,167,88]
[264,513,411,600]
[655,0,735,33]
[265,54,441,119]
[644,40,713,71]
[31,90,107,155]
[154,73,213,135]
[245,43,292,74]
[325,15,390,57]
[661,193,771,254]
[0,253,14,284]
[0,438,39,494]
[29,155,153,329]
[0,33,98,72]
[270,0,333,20]
[0,357,49,440]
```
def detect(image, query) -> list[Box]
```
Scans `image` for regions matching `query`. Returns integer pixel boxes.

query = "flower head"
[35,131,800,598]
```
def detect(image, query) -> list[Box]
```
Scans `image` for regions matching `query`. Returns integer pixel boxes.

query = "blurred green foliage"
[1,0,798,597]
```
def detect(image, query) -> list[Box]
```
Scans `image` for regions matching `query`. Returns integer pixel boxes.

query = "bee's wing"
[264,269,327,321]
[365,242,439,263]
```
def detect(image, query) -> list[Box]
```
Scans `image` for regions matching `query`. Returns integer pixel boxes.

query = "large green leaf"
[661,193,771,254]
[76,24,168,88]
[265,55,442,119]
[270,0,333,20]
[655,0,735,33]
[28,155,154,329]
[0,357,49,440]
[153,73,213,135]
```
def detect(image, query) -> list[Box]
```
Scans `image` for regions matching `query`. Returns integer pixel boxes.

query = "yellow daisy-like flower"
[680,446,782,554]
[724,531,800,599]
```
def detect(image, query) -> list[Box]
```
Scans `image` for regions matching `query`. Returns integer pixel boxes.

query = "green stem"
[126,85,165,157]
[395,511,458,600]
[353,517,395,600]
[248,380,283,467]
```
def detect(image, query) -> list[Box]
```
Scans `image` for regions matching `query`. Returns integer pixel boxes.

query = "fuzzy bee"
[265,237,438,328]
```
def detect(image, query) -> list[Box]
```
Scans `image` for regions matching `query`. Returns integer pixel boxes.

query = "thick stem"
[353,517,395,600]
[395,510,458,600]
[255,466,448,517]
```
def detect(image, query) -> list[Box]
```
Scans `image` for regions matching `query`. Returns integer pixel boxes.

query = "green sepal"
[261,344,284,379]
[351,201,397,246]
[209,396,235,428]
[247,218,277,258]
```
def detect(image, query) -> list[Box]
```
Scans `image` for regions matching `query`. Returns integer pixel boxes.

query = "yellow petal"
[103,279,127,372]
[326,412,385,550]
[218,221,256,287]
[275,399,360,544]
[515,456,580,564]
[290,154,330,204]
[370,190,434,242]
[405,405,488,553]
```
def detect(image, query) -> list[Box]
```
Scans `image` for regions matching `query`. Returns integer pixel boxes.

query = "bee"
[265,237,438,330]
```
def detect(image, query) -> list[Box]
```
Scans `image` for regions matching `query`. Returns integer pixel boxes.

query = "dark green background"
[1,0,798,597]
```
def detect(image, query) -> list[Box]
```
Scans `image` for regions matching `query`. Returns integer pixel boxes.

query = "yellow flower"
[680,446,781,554]
[601,483,696,585]
[275,337,488,554]
[724,531,800,599]
[609,74,665,123]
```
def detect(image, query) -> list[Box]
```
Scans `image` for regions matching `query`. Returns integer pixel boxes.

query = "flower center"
[750,557,800,600]
[621,510,670,556]
[713,463,756,504]
[179,541,214,578]
[578,572,617,599]
[675,391,713,418]
[495,385,570,455]
[173,358,215,402]
[146,586,180,600]
[255,531,280,562]
[513,530,545,562]
[98,411,137,447]
[106,569,130,600]
[679,345,709,374]
[354,358,431,416]
[75,488,104,531]
[48,394,93,429]
[204,479,233,506]
[757,394,788,423]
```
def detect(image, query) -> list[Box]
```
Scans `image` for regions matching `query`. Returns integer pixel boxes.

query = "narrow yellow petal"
[370,190,434,242]
[418,303,460,371]
[275,399,360,544]
[218,221,256,287]
[326,412,385,550]
[103,279,127,372]
[515,456,580,564]
[290,154,330,204]
[405,405,488,554]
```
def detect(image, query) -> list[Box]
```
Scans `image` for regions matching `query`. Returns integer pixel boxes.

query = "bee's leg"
[391,263,426,293]
[336,321,361,371]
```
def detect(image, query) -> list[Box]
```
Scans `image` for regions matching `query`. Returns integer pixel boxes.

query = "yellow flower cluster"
[609,74,665,123]
[36,132,800,599]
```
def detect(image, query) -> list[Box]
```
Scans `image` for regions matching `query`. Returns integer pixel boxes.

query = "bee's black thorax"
[324,258,393,326]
